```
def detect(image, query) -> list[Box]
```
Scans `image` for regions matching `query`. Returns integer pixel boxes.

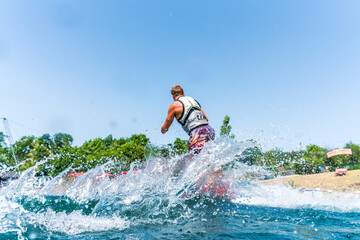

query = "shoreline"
[260,169,360,192]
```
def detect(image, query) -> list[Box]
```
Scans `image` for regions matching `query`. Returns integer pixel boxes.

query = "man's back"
[161,85,215,154]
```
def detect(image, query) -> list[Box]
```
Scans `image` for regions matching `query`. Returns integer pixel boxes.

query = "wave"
[1,137,360,238]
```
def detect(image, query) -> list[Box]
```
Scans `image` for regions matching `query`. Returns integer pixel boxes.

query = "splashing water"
[1,138,360,239]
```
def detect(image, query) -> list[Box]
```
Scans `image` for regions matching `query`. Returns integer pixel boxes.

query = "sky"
[0,0,360,151]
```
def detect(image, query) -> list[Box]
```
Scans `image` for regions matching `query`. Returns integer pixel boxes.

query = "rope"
[7,119,42,135]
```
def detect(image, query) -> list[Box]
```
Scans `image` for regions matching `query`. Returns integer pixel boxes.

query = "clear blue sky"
[1,0,360,150]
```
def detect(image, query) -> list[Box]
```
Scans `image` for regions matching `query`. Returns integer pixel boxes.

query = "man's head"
[170,85,184,99]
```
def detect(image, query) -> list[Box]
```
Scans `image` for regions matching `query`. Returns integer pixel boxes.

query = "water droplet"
[29,233,37,239]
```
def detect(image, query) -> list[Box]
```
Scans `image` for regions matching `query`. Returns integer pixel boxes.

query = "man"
[161,85,215,154]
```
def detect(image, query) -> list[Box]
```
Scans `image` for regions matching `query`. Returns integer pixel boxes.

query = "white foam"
[0,196,27,234]
[24,209,129,235]
[232,183,360,212]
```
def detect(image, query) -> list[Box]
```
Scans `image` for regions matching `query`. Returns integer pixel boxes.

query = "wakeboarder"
[161,85,215,154]
[161,85,230,198]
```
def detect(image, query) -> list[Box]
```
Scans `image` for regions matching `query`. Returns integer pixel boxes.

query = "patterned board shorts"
[188,125,215,154]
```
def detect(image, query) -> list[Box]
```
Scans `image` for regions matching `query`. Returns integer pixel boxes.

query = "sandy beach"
[261,169,360,192]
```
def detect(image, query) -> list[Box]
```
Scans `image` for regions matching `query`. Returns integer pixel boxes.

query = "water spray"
[1,117,19,173]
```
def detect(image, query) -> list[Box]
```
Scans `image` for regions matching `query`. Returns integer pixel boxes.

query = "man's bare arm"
[161,105,175,134]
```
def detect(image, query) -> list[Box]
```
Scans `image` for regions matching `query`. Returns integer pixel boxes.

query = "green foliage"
[239,142,360,175]
[292,145,327,174]
[49,134,151,176]
[0,132,9,166]
[53,133,73,152]
[13,136,36,163]
[144,138,188,160]
[0,132,6,148]
[220,115,235,138]
[261,149,284,168]
[2,129,360,178]
[344,142,360,169]
[169,138,189,156]
[239,140,263,165]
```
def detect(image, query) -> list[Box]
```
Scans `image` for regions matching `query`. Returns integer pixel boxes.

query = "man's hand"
[161,126,168,134]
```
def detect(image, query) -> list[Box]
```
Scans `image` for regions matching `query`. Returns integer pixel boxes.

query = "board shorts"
[188,124,215,154]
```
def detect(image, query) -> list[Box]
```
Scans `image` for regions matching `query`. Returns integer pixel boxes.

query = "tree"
[220,115,235,138]
[0,132,6,148]
[52,133,73,152]
[172,138,188,155]
[12,136,36,163]
[0,132,9,167]
[344,142,360,169]
[237,139,263,165]
[293,144,326,174]
[103,134,114,147]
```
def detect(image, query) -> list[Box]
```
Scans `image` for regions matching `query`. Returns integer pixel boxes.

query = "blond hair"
[170,85,184,97]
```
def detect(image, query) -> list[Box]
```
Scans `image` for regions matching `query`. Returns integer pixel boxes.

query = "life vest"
[176,96,208,135]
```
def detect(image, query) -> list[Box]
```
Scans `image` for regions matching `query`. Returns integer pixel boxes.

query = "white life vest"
[176,96,208,135]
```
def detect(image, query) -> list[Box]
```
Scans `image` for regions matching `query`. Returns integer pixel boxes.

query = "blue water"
[1,139,360,239]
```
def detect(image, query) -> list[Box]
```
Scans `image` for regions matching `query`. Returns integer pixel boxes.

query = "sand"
[261,169,360,192]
